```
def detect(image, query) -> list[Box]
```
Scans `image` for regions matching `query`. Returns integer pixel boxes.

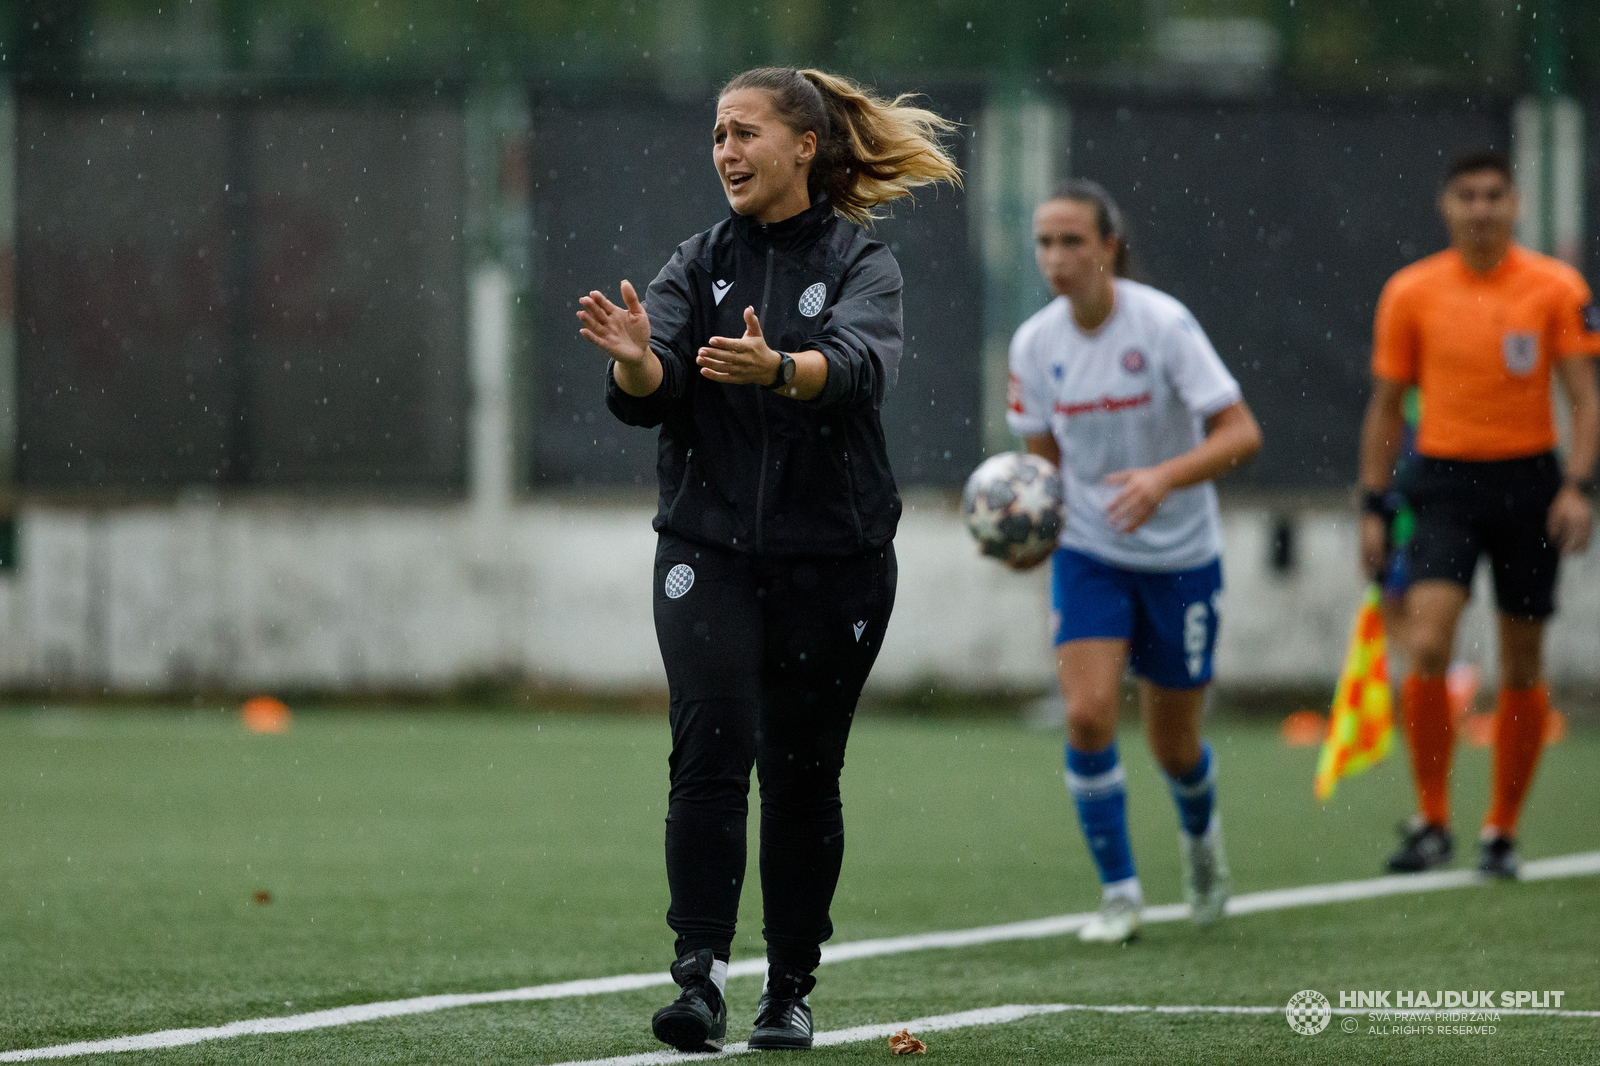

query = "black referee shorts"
[1404,452,1563,618]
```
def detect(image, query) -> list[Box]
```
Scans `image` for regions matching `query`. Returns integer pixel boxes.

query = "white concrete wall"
[0,499,1595,693]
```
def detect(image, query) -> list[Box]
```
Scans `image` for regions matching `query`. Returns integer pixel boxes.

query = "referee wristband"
[1566,476,1597,498]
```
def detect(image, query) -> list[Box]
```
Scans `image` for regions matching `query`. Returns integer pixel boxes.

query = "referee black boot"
[1477,834,1521,879]
[748,964,816,1050]
[1386,818,1453,873]
[651,949,727,1053]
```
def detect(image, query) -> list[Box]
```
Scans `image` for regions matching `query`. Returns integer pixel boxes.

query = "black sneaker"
[1386,819,1453,873]
[748,967,816,1051]
[651,949,727,1053]
[1477,835,1520,879]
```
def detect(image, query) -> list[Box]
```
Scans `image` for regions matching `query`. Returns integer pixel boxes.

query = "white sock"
[1102,876,1144,907]
[709,958,729,996]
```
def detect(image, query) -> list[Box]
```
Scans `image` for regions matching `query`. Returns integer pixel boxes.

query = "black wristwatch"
[766,351,797,391]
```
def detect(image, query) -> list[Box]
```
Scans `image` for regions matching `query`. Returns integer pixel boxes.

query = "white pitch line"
[3,849,1597,1063]
[553,1004,1074,1066]
[1227,849,1600,917]
[1519,849,1600,881]
[549,1000,1600,1066]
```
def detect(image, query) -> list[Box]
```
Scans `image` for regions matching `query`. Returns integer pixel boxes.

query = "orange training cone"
[1461,711,1495,748]
[1462,706,1565,748]
[242,696,292,734]
[1281,710,1327,748]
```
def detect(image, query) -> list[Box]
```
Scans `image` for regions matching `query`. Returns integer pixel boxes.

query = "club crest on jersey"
[1120,349,1147,374]
[1502,332,1538,377]
[798,282,827,318]
[1050,362,1065,382]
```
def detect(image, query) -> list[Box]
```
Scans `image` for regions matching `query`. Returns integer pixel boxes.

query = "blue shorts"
[1050,547,1223,690]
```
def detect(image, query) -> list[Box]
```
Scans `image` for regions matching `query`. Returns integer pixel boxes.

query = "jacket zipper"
[664,447,692,524]
[753,241,775,553]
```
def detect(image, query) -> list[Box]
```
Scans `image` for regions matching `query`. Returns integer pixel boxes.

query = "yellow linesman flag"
[1314,584,1395,801]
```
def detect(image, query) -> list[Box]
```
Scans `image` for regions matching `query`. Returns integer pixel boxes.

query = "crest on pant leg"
[1502,331,1538,376]
[664,564,695,599]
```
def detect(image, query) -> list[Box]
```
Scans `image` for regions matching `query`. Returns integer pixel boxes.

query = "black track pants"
[652,531,896,974]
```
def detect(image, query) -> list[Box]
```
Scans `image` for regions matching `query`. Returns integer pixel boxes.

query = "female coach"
[1007,181,1262,944]
[578,67,958,1053]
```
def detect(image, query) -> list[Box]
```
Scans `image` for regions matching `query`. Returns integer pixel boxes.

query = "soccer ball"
[961,452,1065,567]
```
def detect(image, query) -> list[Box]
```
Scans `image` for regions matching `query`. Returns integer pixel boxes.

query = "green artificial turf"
[2,706,1597,1064]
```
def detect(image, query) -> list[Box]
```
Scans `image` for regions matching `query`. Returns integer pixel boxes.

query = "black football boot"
[748,965,816,1051]
[1477,835,1520,879]
[1385,818,1454,873]
[651,948,727,1052]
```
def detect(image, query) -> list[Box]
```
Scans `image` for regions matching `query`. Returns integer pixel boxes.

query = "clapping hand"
[578,280,652,365]
[697,307,782,385]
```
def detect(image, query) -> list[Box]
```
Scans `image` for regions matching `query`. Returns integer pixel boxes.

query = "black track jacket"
[605,196,903,557]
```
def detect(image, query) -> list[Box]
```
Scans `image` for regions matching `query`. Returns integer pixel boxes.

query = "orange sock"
[1484,685,1550,837]
[1402,674,1454,825]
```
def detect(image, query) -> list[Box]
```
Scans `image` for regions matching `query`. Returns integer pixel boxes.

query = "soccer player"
[1007,180,1263,942]
[578,68,958,1052]
[1358,151,1599,877]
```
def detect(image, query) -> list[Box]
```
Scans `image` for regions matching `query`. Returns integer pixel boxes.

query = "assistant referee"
[1358,151,1600,877]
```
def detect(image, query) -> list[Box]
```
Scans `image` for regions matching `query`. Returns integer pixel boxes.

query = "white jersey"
[1006,279,1242,572]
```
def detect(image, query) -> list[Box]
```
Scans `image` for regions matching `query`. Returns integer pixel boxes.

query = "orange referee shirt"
[1372,245,1600,461]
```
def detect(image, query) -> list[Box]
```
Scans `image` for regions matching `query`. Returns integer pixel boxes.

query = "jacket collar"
[731,193,834,250]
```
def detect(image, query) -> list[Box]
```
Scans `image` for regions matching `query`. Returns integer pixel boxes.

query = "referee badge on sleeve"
[1502,332,1538,377]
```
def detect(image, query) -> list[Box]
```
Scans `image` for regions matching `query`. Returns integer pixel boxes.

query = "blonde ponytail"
[721,67,962,226]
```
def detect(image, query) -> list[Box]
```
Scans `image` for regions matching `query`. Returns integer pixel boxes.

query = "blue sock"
[1167,741,1216,837]
[1065,742,1136,885]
